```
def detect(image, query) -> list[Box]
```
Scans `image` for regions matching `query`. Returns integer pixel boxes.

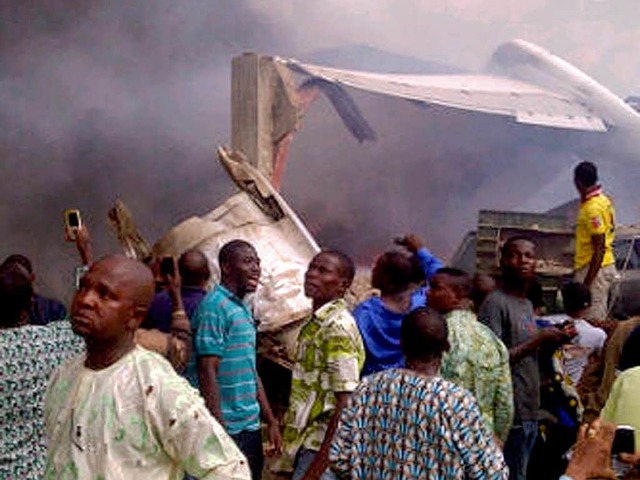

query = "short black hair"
[434,267,472,298]
[0,262,33,327]
[501,235,535,258]
[574,161,598,188]
[218,239,255,268]
[2,254,33,275]
[401,307,449,363]
[371,251,414,295]
[178,249,211,287]
[320,250,355,286]
[561,281,591,314]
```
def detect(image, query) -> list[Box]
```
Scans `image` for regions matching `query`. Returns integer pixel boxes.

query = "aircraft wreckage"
[109,39,640,365]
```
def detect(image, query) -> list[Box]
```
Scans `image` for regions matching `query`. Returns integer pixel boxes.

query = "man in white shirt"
[44,255,250,480]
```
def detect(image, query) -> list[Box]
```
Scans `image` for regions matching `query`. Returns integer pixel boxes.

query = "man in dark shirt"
[143,249,210,332]
[479,236,571,480]
[1,254,67,325]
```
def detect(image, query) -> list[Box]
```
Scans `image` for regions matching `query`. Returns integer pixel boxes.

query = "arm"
[583,233,606,288]
[198,355,224,424]
[493,351,514,443]
[398,233,444,280]
[303,392,350,480]
[257,376,283,454]
[455,395,509,480]
[509,327,569,364]
[74,225,94,266]
[328,398,355,479]
[165,264,192,372]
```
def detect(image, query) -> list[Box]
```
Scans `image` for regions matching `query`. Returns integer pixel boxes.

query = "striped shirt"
[192,285,260,435]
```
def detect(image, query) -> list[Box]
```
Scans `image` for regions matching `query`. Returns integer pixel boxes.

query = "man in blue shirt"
[353,234,443,376]
[143,249,210,332]
[193,239,282,480]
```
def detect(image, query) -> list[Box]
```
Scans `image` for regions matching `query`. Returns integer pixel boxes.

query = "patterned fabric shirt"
[440,309,514,441]
[44,346,251,480]
[329,370,509,480]
[275,298,365,473]
[191,284,260,435]
[0,322,84,480]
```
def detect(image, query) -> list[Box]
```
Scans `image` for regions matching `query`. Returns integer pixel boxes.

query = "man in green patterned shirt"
[428,267,514,443]
[273,251,365,480]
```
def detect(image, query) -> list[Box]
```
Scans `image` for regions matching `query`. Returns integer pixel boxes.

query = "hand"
[538,327,571,346]
[565,420,617,480]
[395,233,424,254]
[266,420,283,456]
[560,321,579,339]
[620,452,640,465]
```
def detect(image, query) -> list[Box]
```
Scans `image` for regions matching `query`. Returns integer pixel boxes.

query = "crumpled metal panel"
[153,148,320,332]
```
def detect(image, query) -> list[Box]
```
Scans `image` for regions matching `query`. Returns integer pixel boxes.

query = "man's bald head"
[178,249,210,287]
[92,255,155,309]
[72,255,155,344]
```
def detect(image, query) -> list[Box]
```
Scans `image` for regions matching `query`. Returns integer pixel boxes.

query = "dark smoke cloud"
[2,1,639,303]
[0,1,288,301]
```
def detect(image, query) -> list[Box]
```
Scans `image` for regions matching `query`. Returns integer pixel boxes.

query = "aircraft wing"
[279,58,607,132]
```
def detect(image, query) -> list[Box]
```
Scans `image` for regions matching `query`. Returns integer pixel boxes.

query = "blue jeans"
[231,429,264,480]
[292,448,337,480]
[504,421,538,480]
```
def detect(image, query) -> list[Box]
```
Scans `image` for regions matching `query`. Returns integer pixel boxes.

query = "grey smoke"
[1,1,639,304]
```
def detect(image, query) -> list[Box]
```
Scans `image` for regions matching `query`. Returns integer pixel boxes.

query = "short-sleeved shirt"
[329,370,508,480]
[192,285,260,435]
[29,294,67,325]
[479,289,540,423]
[354,247,443,377]
[44,346,251,480]
[600,365,640,453]
[575,188,615,269]
[440,309,514,441]
[276,298,365,472]
[143,286,207,333]
[1,322,84,480]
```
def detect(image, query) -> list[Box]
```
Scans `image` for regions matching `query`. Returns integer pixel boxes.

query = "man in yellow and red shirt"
[573,161,616,322]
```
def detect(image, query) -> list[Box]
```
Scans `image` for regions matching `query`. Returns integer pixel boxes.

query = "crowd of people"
[1,160,640,480]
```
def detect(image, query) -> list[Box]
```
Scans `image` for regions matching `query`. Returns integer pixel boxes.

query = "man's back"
[143,286,207,332]
[329,370,508,480]
[441,309,513,441]
[1,322,83,480]
[45,346,250,480]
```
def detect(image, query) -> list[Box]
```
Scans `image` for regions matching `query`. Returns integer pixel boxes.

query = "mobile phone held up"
[160,256,175,277]
[612,425,635,455]
[64,209,82,241]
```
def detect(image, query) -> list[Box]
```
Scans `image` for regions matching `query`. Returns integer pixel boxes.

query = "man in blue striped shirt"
[193,240,282,480]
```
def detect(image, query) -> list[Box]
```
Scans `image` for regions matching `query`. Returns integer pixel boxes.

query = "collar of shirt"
[215,284,247,308]
[582,185,602,203]
[312,298,348,327]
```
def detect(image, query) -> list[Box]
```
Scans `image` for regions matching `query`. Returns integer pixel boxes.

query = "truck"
[450,209,640,318]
